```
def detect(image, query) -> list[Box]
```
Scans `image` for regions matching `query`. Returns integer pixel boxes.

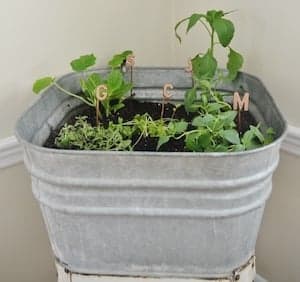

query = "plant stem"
[199,19,212,36]
[53,82,94,107]
[210,29,215,55]
[175,129,200,140]
[160,99,166,120]
[132,131,145,148]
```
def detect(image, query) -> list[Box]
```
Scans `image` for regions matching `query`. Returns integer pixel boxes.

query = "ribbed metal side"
[16,68,286,278]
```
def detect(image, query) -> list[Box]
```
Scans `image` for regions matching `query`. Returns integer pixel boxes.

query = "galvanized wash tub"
[15,68,286,279]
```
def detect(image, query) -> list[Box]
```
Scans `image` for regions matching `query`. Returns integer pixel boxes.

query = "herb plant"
[172,9,274,152]
[56,116,134,151]
[33,51,133,122]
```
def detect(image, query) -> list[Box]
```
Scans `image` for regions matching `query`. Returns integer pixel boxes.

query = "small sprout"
[161,83,174,119]
[95,84,108,126]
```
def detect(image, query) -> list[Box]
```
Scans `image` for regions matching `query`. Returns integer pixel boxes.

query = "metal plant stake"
[161,83,174,119]
[95,84,108,126]
[233,91,250,133]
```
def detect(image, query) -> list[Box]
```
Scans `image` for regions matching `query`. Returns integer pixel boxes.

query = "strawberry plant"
[33,51,133,122]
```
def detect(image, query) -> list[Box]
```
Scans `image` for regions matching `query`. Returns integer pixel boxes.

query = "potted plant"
[16,9,286,282]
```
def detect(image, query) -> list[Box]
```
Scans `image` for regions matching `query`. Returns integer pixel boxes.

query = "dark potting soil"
[44,99,256,152]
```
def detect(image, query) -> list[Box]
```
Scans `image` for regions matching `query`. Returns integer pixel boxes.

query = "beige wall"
[0,1,300,282]
[0,0,173,139]
[0,164,56,282]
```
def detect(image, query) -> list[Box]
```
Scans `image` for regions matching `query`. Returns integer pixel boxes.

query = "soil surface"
[44,99,256,152]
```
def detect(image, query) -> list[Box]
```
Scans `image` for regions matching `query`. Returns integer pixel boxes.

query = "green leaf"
[219,110,238,125]
[70,54,96,72]
[121,50,133,57]
[108,50,133,68]
[207,103,225,113]
[227,48,244,81]
[108,55,125,68]
[206,10,224,25]
[81,73,102,92]
[192,114,215,128]
[184,88,197,113]
[107,70,123,93]
[174,121,188,133]
[250,125,265,143]
[110,82,132,99]
[192,51,217,80]
[157,136,170,150]
[266,127,275,136]
[32,77,54,94]
[214,144,229,152]
[220,129,240,145]
[241,128,261,150]
[175,17,189,43]
[111,102,125,113]
[212,18,234,47]
[186,13,202,33]
[264,127,275,145]
[231,144,246,152]
[185,131,211,152]
[199,80,211,89]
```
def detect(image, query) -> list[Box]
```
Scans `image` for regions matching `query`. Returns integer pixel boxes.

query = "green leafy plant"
[33,51,133,121]
[130,114,188,150]
[175,10,243,82]
[173,9,274,152]
[175,10,244,117]
[185,115,272,152]
[55,116,134,151]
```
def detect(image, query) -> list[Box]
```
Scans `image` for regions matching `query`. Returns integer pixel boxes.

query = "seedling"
[95,84,108,126]
[33,51,133,122]
[175,10,244,114]
[161,83,174,119]
[55,116,133,151]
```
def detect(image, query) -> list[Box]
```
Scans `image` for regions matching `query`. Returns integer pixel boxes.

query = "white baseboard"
[281,125,300,156]
[0,136,23,169]
[0,125,299,170]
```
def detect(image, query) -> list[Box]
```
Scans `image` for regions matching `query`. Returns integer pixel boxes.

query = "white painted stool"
[56,256,266,282]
